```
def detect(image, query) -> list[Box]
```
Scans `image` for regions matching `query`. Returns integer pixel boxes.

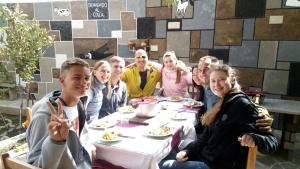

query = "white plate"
[170,113,187,120]
[167,96,182,102]
[98,137,121,143]
[183,100,203,108]
[98,132,122,142]
[98,136,121,142]
[145,127,173,137]
[118,106,135,114]
[90,119,117,129]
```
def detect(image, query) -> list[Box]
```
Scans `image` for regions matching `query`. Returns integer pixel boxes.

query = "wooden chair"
[246,146,257,169]
[25,82,36,107]
[188,84,199,99]
[1,153,40,169]
[22,107,32,129]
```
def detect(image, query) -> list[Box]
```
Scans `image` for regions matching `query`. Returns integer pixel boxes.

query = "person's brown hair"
[60,58,90,75]
[201,64,240,126]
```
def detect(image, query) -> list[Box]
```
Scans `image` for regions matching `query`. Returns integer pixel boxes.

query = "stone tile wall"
[0,0,299,99]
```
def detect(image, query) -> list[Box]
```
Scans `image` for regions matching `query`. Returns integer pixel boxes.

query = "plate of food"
[145,126,173,137]
[170,112,187,120]
[118,106,135,114]
[168,96,182,102]
[90,119,117,129]
[99,131,121,142]
[183,100,203,108]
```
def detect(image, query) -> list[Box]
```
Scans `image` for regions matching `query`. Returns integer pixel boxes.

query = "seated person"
[160,64,278,169]
[121,49,160,98]
[99,56,127,118]
[126,50,191,98]
[26,58,94,169]
[194,56,220,111]
[160,51,193,98]
[194,56,273,134]
[192,66,204,101]
[86,60,111,122]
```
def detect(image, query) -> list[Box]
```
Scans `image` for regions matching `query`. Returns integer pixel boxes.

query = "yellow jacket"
[121,65,160,98]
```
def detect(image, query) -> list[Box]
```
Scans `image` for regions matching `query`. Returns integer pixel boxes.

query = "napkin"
[128,116,150,125]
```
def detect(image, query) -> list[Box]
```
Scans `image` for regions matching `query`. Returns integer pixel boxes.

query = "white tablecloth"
[88,100,198,169]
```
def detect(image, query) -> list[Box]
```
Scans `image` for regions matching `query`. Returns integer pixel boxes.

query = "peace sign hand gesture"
[47,100,69,142]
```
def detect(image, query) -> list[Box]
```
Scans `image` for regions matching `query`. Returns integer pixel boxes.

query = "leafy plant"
[0,88,8,99]
[162,0,177,7]
[0,62,14,83]
[0,5,53,130]
[0,5,53,83]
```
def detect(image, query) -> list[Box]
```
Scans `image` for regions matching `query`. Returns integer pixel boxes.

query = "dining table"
[87,97,200,169]
[261,98,300,159]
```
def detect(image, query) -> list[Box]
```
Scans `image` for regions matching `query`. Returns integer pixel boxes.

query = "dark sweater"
[184,92,278,169]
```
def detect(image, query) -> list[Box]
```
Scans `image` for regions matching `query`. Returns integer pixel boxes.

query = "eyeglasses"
[135,55,147,59]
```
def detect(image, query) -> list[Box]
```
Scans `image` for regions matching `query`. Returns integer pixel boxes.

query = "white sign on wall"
[54,7,70,16]
[72,20,84,29]
[286,0,300,7]
[55,54,67,68]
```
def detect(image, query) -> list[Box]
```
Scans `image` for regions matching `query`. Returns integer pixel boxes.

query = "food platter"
[145,126,173,137]
[90,119,117,129]
[167,96,182,102]
[98,131,121,142]
[183,100,203,108]
[118,106,135,114]
[129,96,158,104]
[170,112,187,120]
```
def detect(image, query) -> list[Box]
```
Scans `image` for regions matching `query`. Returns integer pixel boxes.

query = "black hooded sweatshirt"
[184,91,278,169]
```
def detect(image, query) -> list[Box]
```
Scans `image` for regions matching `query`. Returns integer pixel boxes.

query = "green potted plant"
[0,5,53,83]
[0,5,53,128]
[162,0,177,7]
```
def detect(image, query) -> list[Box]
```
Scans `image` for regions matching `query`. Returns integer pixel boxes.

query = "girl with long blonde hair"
[160,64,278,169]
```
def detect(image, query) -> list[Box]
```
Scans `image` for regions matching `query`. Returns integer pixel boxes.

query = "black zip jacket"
[184,92,278,169]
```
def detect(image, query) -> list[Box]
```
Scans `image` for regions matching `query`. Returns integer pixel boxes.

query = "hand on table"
[47,100,69,142]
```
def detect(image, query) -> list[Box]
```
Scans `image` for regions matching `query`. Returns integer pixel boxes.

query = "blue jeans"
[159,150,210,169]
[160,160,210,169]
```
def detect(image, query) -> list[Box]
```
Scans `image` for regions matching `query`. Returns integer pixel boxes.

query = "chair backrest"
[246,147,257,169]
[1,153,40,169]
[188,84,199,99]
[22,107,32,129]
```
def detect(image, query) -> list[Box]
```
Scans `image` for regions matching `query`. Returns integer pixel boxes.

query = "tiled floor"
[256,152,300,169]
